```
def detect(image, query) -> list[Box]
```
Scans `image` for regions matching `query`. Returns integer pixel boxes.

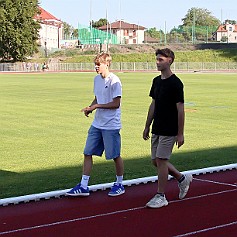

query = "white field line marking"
[173,221,237,237]
[0,189,236,236]
[193,177,237,188]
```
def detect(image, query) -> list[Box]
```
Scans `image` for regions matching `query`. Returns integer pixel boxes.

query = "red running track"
[0,169,236,237]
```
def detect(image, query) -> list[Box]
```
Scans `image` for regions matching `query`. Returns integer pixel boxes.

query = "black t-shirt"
[149,74,184,136]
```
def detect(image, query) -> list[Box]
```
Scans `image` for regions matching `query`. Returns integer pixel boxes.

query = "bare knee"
[156,158,168,168]
[84,154,92,160]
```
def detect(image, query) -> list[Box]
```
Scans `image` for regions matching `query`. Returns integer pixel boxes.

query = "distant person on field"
[66,52,125,197]
[42,62,49,71]
[143,48,192,208]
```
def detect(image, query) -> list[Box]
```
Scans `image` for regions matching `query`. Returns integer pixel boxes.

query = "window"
[229,27,232,31]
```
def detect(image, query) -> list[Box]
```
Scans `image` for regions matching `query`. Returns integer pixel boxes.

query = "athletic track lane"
[0,169,236,237]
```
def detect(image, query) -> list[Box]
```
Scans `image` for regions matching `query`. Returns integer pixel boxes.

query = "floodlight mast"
[105,0,110,52]
[90,0,92,43]
[119,0,122,44]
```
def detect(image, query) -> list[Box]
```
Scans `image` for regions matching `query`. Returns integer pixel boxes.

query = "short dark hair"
[155,48,175,63]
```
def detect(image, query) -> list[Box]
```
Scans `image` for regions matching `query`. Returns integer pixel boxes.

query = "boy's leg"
[66,126,103,197]
[113,156,124,177]
[156,158,169,194]
[167,162,182,180]
[80,155,93,189]
[65,155,93,197]
[152,159,183,181]
[146,135,173,208]
[102,129,125,196]
[166,162,193,199]
[108,156,125,196]
[83,155,93,175]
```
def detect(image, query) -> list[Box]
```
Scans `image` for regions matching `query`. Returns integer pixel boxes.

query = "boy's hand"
[143,127,150,140]
[176,134,184,148]
[81,107,92,117]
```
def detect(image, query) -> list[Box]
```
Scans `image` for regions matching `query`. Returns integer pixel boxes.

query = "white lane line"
[193,177,237,187]
[170,188,237,204]
[0,188,236,236]
[173,221,237,237]
[0,206,145,236]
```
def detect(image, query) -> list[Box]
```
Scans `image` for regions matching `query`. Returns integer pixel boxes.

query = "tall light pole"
[164,21,167,45]
[90,0,92,28]
[119,0,122,44]
[137,21,139,44]
[44,41,47,58]
[221,9,223,41]
[192,9,196,44]
[90,0,93,44]
[106,0,109,51]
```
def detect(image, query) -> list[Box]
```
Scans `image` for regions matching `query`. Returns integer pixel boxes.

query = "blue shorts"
[84,125,121,160]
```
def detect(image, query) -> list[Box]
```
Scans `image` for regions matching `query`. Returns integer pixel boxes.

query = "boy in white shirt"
[66,52,125,197]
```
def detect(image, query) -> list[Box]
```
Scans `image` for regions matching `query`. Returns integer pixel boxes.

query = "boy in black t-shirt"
[143,48,193,208]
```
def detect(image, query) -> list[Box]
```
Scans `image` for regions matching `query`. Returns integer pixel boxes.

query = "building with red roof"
[35,6,63,50]
[214,22,237,43]
[98,20,146,44]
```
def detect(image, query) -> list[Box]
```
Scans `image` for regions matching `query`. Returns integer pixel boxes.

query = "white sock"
[80,175,90,189]
[116,175,123,184]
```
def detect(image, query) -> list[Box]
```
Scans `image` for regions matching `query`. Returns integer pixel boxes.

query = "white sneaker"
[178,174,193,199]
[146,194,168,208]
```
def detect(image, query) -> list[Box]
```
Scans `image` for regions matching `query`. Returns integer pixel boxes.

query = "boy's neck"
[161,68,173,79]
[101,70,110,78]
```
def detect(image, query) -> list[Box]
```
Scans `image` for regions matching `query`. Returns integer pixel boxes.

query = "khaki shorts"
[151,135,176,160]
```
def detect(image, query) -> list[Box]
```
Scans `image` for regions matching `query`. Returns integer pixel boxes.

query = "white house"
[35,7,63,50]
[214,22,237,43]
[98,20,146,44]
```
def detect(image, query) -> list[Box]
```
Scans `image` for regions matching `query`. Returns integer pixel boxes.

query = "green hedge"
[59,49,237,63]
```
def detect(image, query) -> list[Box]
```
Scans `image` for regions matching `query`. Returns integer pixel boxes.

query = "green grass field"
[1,72,237,199]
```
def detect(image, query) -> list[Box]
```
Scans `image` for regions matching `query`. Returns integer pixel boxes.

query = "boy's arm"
[81,96,121,117]
[176,102,185,148]
[143,99,155,140]
[90,96,121,110]
[81,97,97,117]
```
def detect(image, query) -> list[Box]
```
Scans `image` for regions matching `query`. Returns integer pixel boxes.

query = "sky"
[39,0,237,31]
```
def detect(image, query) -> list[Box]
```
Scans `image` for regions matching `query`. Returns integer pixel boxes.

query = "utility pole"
[106,0,109,51]
[44,41,47,58]
[221,9,223,42]
[192,9,196,44]
[90,0,93,44]
[119,0,122,44]
[164,21,167,45]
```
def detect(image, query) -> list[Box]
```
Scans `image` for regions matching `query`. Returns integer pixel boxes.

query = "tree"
[224,19,237,25]
[181,7,220,42]
[72,29,78,39]
[182,7,220,27]
[63,21,74,39]
[146,27,164,42]
[168,27,186,43]
[92,18,108,28]
[0,0,41,62]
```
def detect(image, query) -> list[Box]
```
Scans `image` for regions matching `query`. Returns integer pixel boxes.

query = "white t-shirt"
[92,72,122,130]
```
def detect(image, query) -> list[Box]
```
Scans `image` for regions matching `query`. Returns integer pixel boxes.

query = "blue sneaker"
[66,183,90,197]
[108,183,125,196]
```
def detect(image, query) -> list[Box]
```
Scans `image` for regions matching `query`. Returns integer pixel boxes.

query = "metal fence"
[1,62,237,72]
